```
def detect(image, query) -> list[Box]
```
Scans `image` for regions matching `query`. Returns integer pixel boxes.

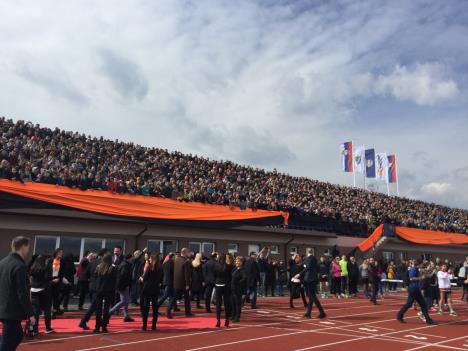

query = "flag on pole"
[376,152,388,181]
[353,145,365,174]
[365,148,376,178]
[387,154,397,183]
[340,141,353,172]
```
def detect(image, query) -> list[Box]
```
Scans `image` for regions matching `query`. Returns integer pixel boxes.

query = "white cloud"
[374,63,459,105]
[421,182,454,196]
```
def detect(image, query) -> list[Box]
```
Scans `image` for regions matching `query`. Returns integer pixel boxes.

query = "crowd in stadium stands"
[0,117,467,234]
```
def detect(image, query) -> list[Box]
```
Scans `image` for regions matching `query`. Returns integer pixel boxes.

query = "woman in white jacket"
[437,264,457,316]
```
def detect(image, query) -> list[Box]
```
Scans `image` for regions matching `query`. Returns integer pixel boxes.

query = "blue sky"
[0,0,467,208]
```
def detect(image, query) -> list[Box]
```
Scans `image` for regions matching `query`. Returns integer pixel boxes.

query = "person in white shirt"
[437,264,456,316]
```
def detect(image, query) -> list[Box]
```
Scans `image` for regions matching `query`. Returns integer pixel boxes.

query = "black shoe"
[45,328,55,334]
[152,320,157,331]
[206,309,212,313]
[216,320,221,328]
[233,318,240,323]
[166,313,173,319]
[317,313,326,319]
[101,327,109,333]
[174,308,181,312]
[185,313,195,317]
[251,306,258,309]
[79,322,90,330]
[93,329,101,334]
[426,319,437,325]
[289,304,295,309]
[396,317,406,323]
[304,313,311,319]
[123,317,135,322]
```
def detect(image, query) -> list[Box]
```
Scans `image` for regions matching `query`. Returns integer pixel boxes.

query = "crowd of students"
[1,236,468,351]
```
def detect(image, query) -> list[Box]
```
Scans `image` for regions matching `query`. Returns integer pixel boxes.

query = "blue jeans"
[259,272,266,295]
[0,319,23,351]
[247,286,257,308]
[110,287,130,318]
[157,286,175,313]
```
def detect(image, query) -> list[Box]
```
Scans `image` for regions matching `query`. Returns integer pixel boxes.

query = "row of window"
[33,236,288,263]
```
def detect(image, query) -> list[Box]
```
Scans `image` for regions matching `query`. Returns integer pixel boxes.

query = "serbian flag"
[388,155,397,183]
[340,141,353,172]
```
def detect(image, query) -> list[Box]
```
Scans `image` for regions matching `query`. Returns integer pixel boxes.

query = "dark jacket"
[116,260,133,290]
[141,266,163,296]
[87,257,102,292]
[61,256,76,283]
[214,263,233,286]
[347,261,359,280]
[174,256,192,291]
[231,267,247,295]
[77,258,90,282]
[113,254,124,267]
[244,258,260,288]
[96,267,117,294]
[277,263,288,284]
[0,253,34,320]
[203,258,217,285]
[30,265,53,290]
[191,264,203,293]
[163,260,174,287]
[300,255,319,283]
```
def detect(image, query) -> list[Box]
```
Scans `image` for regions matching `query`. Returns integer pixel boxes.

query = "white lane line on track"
[22,330,132,345]
[402,335,468,351]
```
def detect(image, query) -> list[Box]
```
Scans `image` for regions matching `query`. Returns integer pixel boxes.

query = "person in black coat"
[191,253,204,309]
[289,255,308,308]
[94,253,117,333]
[140,254,163,331]
[77,252,93,310]
[47,248,65,318]
[59,253,76,312]
[231,256,247,323]
[202,252,218,313]
[244,252,260,309]
[109,254,134,322]
[29,255,54,334]
[131,249,146,305]
[347,256,359,297]
[157,252,175,318]
[214,253,233,327]
[0,236,35,351]
[294,249,326,319]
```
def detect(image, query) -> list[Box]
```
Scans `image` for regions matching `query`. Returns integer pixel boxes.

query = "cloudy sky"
[1,0,467,209]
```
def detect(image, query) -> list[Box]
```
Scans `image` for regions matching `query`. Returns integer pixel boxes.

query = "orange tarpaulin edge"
[0,179,288,223]
[395,226,468,245]
[357,224,384,252]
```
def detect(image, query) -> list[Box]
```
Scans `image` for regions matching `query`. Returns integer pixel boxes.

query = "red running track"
[18,291,468,351]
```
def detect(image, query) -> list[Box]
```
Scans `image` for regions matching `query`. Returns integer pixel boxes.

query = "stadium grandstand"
[0,116,467,261]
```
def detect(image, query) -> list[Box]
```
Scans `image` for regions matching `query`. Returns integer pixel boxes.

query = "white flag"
[376,152,388,181]
[353,145,365,174]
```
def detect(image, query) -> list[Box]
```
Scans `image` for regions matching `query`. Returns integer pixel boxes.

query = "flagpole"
[386,178,390,196]
[395,154,400,197]
[363,144,367,191]
[352,140,356,187]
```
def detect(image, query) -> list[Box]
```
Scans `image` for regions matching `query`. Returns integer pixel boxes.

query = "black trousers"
[204,284,214,311]
[397,288,431,321]
[0,319,23,351]
[215,285,232,321]
[60,283,73,309]
[81,292,97,324]
[141,293,159,325]
[176,289,192,316]
[51,282,62,311]
[157,285,175,315]
[31,289,52,331]
[289,283,307,306]
[231,292,243,320]
[304,282,325,316]
[331,277,341,296]
[95,292,114,329]
[348,277,358,295]
[370,280,379,303]
[78,281,90,308]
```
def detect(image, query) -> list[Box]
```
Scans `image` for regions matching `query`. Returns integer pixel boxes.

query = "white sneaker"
[417,312,426,322]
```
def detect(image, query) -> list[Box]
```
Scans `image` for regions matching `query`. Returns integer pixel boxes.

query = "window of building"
[162,240,178,255]
[422,253,432,261]
[323,248,331,256]
[399,252,408,261]
[34,236,59,256]
[60,237,81,263]
[189,242,201,254]
[382,251,394,262]
[289,246,298,255]
[270,245,279,254]
[227,243,239,254]
[306,247,315,256]
[104,239,125,252]
[83,238,103,256]
[248,244,260,254]
[202,242,215,256]
[147,240,162,254]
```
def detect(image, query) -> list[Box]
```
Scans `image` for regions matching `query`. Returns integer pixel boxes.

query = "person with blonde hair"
[191,253,204,309]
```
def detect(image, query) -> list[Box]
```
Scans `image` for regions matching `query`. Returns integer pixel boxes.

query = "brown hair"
[96,253,113,275]
[11,236,30,252]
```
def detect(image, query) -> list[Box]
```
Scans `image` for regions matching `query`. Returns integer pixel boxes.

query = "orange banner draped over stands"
[357,224,384,252]
[0,179,288,223]
[394,226,468,245]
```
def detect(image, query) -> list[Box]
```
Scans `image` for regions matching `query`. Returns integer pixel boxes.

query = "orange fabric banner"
[395,226,468,245]
[357,224,384,252]
[0,179,287,223]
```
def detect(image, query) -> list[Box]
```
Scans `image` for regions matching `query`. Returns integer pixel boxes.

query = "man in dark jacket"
[202,252,218,313]
[0,236,35,351]
[112,246,124,267]
[244,252,260,309]
[347,256,360,297]
[109,254,134,322]
[79,248,107,330]
[174,248,193,317]
[295,248,326,319]
[157,252,175,318]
